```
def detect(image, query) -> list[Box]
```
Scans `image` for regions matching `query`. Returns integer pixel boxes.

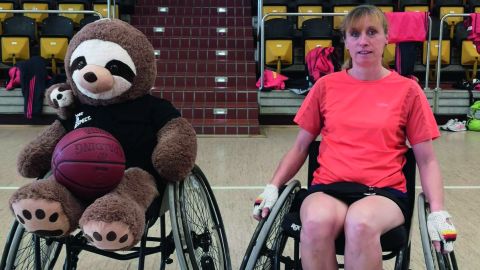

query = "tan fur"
[45,83,75,120]
[9,176,85,235]
[153,117,197,182]
[17,121,66,178]
[79,168,158,249]
[10,19,197,251]
[64,19,156,106]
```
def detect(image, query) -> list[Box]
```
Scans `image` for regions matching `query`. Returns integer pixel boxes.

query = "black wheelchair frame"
[0,165,232,270]
[241,141,459,270]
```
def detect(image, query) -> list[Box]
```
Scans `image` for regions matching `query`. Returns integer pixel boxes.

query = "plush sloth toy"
[9,19,197,251]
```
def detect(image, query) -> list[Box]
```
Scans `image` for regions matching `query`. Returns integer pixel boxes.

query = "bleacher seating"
[295,0,324,29]
[79,14,100,28]
[434,0,464,39]
[57,0,90,25]
[92,0,119,19]
[264,18,294,74]
[398,0,430,12]
[39,15,74,73]
[302,17,333,57]
[455,22,480,81]
[423,17,451,66]
[364,0,395,12]
[331,0,360,30]
[0,0,107,69]
[21,0,55,23]
[0,0,16,34]
[261,0,289,21]
[1,15,36,65]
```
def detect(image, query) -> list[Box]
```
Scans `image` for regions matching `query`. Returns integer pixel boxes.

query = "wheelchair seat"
[242,140,459,270]
[241,141,417,269]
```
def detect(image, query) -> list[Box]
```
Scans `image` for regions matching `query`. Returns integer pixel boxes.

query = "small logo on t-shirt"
[74,112,92,129]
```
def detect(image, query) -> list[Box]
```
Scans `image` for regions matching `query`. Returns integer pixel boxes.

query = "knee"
[344,217,380,245]
[300,216,338,245]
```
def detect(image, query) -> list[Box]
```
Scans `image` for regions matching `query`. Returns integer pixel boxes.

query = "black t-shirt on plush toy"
[59,94,180,182]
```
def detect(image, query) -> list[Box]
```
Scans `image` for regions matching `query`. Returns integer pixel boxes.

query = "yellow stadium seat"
[93,1,119,19]
[434,0,464,39]
[58,2,86,25]
[264,18,294,74]
[262,6,287,20]
[332,0,360,30]
[297,6,322,29]
[262,0,289,21]
[423,40,451,65]
[1,15,35,65]
[296,0,324,29]
[461,40,480,81]
[365,0,395,12]
[0,1,14,25]
[399,0,430,12]
[302,18,333,57]
[40,15,74,73]
[22,0,52,23]
[383,43,396,66]
[1,37,30,64]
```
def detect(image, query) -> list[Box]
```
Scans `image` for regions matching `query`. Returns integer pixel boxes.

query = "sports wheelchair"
[0,165,232,270]
[241,141,458,270]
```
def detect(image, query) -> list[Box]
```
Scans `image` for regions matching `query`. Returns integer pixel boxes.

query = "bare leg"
[300,192,348,270]
[344,195,404,270]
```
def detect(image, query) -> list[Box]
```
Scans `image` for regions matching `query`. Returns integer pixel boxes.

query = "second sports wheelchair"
[0,165,231,270]
[241,141,458,270]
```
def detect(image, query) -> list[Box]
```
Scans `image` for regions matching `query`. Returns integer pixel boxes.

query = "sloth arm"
[17,120,67,178]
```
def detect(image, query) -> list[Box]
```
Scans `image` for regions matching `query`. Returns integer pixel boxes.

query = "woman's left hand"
[427,211,457,253]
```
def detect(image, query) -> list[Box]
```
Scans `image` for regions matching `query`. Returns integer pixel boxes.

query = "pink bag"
[385,12,428,43]
[306,46,335,82]
[6,66,21,90]
[256,70,288,90]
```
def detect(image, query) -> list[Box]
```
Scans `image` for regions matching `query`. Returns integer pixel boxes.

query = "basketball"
[52,127,126,201]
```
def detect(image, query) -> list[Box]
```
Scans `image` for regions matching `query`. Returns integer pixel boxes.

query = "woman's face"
[344,16,388,68]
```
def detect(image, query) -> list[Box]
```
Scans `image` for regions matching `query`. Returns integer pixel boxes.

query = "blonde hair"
[340,5,389,69]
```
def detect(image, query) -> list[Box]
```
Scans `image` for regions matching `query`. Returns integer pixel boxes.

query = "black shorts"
[308,182,410,222]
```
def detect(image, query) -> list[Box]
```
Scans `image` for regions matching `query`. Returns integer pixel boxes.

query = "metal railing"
[433,13,470,113]
[258,12,433,91]
[0,9,103,18]
[435,13,470,90]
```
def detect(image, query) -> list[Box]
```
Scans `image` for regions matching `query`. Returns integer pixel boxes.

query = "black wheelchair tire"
[418,192,458,270]
[0,221,19,269]
[169,165,231,270]
[243,180,301,270]
[2,220,62,270]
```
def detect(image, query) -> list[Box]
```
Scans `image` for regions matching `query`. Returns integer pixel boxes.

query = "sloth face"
[70,39,137,100]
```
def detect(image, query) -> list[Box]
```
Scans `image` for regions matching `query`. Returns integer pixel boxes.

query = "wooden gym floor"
[0,125,479,269]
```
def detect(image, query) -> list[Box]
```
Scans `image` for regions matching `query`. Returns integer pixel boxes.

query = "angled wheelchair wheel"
[1,220,62,270]
[241,180,301,270]
[169,165,231,270]
[418,192,458,270]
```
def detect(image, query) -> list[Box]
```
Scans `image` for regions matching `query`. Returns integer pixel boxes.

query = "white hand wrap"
[427,211,457,253]
[252,184,279,218]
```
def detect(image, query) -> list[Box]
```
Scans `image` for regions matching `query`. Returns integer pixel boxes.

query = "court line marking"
[1,185,479,191]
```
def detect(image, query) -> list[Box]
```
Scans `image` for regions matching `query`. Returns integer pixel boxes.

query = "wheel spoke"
[179,170,229,269]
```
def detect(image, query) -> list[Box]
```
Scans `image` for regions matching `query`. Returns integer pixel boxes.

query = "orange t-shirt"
[294,70,440,192]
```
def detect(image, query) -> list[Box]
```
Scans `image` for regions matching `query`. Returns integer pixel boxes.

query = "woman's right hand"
[252,184,279,221]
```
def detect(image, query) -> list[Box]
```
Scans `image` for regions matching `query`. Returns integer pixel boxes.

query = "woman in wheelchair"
[252,5,457,270]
